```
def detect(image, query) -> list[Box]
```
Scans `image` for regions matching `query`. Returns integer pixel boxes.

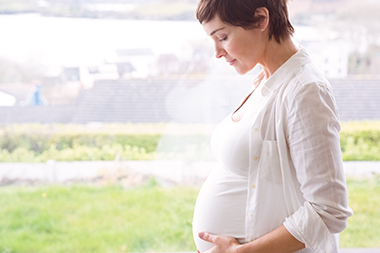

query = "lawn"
[0,180,198,253]
[339,176,380,248]
[0,177,378,252]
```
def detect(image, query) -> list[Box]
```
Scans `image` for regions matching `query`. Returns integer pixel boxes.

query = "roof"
[330,79,380,121]
[0,78,379,123]
[72,79,181,123]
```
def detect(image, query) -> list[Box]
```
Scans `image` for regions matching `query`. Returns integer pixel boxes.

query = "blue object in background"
[27,85,48,106]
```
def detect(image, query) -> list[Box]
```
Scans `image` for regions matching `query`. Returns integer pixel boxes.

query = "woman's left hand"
[198,232,241,253]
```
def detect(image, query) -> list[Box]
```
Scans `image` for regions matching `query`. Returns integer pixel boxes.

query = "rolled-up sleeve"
[282,81,353,251]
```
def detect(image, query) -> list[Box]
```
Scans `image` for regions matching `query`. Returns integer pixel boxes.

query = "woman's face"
[202,15,267,75]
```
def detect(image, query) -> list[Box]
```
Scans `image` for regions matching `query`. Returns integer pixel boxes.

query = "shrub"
[0,122,379,162]
[340,121,380,161]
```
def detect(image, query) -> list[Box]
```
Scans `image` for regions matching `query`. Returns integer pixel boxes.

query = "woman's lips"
[228,59,236,66]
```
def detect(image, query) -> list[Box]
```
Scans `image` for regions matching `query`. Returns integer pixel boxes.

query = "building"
[0,90,16,107]
[0,77,379,124]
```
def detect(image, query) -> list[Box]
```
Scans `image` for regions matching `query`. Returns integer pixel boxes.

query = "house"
[304,40,350,79]
[114,48,157,79]
[0,90,16,107]
[0,84,35,106]
[61,64,119,89]
[293,26,351,79]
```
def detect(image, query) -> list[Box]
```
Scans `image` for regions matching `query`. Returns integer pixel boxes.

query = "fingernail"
[197,250,200,253]
[198,232,204,238]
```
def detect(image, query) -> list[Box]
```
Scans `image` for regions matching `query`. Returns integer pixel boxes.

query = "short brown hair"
[196,0,294,43]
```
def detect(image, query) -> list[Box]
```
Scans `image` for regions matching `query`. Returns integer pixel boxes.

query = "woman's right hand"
[198,232,241,253]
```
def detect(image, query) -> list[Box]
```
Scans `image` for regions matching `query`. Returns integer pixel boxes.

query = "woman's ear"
[254,7,269,31]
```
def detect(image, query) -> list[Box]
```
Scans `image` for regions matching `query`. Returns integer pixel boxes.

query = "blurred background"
[0,0,379,252]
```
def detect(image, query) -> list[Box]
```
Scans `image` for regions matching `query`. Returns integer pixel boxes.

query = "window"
[1,0,379,251]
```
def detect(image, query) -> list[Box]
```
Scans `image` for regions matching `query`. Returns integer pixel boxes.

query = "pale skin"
[199,7,306,253]
[203,8,300,122]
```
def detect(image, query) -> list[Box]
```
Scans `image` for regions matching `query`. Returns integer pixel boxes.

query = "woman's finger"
[198,231,219,244]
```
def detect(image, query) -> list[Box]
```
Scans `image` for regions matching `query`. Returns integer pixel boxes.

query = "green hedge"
[0,124,162,153]
[0,122,379,162]
[0,124,213,162]
[0,132,160,154]
[340,121,380,161]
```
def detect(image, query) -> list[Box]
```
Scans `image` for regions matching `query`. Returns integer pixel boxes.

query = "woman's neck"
[259,36,299,79]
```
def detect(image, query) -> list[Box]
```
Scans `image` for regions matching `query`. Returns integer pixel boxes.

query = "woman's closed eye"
[219,36,228,42]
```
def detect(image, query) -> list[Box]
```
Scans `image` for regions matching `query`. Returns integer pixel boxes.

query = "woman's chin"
[234,64,258,75]
[235,68,249,75]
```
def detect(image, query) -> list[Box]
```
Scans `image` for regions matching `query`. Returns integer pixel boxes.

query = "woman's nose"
[215,46,226,59]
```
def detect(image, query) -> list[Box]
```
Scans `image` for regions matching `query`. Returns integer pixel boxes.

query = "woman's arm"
[199,225,305,253]
[282,81,353,242]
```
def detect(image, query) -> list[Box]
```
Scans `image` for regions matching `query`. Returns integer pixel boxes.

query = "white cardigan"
[244,48,353,252]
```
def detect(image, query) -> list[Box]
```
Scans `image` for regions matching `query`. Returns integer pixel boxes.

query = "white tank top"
[192,82,265,252]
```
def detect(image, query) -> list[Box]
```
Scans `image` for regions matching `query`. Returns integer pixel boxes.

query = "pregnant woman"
[192,0,353,253]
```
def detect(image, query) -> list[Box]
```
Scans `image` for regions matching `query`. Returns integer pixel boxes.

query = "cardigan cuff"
[283,201,338,253]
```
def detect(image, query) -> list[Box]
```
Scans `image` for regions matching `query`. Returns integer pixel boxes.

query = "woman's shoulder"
[276,64,337,116]
[297,61,329,84]
[283,62,333,99]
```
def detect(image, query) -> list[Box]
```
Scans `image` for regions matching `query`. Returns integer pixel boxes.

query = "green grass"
[0,178,379,252]
[0,181,199,253]
[340,176,380,248]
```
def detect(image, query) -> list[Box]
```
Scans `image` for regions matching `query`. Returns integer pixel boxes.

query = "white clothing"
[192,48,353,253]
[192,83,265,251]
[211,81,266,178]
[192,165,248,251]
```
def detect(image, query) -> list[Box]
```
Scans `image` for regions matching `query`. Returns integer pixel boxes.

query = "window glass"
[0,0,379,251]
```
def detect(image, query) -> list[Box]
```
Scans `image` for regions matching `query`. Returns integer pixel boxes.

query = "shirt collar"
[261,47,311,96]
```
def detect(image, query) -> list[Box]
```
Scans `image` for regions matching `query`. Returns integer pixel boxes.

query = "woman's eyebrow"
[210,27,225,36]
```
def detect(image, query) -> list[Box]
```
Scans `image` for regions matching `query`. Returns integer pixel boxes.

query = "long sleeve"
[282,81,353,252]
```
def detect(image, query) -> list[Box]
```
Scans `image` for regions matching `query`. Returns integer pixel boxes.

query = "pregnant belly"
[192,165,248,252]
